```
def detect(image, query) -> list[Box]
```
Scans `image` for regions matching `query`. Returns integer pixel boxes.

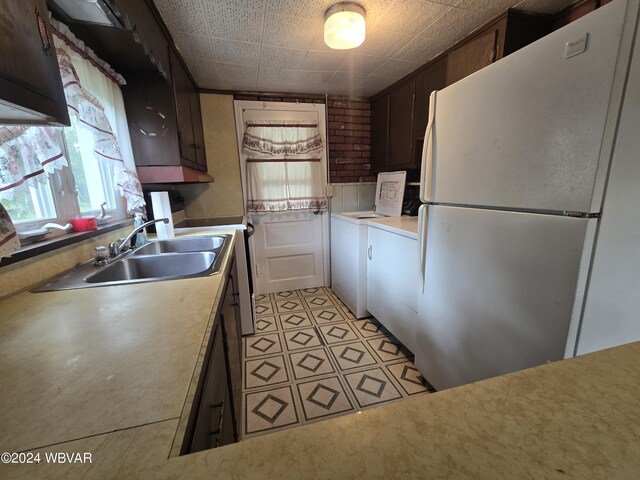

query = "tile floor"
[242,287,433,439]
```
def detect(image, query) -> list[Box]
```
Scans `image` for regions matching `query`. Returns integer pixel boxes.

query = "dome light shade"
[324,3,366,50]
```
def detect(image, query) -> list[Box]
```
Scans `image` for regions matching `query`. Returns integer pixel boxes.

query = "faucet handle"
[94,246,110,265]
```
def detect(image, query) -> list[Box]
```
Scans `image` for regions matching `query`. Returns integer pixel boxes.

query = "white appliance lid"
[374,171,406,217]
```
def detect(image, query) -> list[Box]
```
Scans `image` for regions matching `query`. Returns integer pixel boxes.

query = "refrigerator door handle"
[417,204,428,293]
[420,90,437,203]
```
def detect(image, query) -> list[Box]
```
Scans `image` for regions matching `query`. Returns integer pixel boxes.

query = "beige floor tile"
[318,322,360,345]
[329,341,378,372]
[282,327,323,351]
[386,361,430,396]
[352,318,389,338]
[367,336,413,363]
[296,376,354,421]
[255,302,275,316]
[289,348,335,380]
[302,294,337,310]
[245,333,283,358]
[255,315,278,333]
[275,298,306,313]
[278,311,314,330]
[245,386,299,435]
[272,290,302,300]
[344,367,402,408]
[244,355,290,390]
[309,307,348,324]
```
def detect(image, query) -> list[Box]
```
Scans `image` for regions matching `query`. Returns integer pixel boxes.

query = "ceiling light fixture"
[324,2,366,50]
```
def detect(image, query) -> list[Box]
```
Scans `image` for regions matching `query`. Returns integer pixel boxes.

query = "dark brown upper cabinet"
[0,0,69,125]
[371,9,551,175]
[386,80,415,171]
[446,11,551,86]
[123,55,208,175]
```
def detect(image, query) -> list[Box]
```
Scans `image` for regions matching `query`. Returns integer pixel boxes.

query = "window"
[1,121,126,233]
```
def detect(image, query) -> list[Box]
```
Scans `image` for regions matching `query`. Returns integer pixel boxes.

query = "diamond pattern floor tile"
[344,367,402,408]
[242,288,430,438]
[245,386,299,435]
[296,376,354,421]
[283,327,323,351]
[309,307,348,324]
[318,322,360,345]
[245,355,290,390]
[289,348,335,380]
[329,340,378,372]
[245,333,283,358]
[367,335,413,363]
[278,312,314,330]
[386,361,431,396]
[255,315,279,333]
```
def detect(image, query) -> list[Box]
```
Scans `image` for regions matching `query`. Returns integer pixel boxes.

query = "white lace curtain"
[243,121,328,213]
[0,17,144,259]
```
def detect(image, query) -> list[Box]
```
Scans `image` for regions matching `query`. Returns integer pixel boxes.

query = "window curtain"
[51,19,144,211]
[0,17,145,259]
[243,121,328,212]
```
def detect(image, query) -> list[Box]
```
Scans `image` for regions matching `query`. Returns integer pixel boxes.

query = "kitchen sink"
[85,252,216,284]
[132,236,225,255]
[32,234,231,291]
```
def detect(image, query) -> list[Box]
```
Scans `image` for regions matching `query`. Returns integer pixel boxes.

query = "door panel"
[415,205,593,391]
[432,1,628,213]
[251,212,324,293]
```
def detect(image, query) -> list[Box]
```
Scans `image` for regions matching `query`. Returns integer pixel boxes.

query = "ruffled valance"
[243,121,324,158]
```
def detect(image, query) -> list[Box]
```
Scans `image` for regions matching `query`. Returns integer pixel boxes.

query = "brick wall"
[327,99,374,183]
[234,95,373,183]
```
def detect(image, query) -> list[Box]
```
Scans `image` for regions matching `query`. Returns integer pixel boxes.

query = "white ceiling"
[154,0,578,97]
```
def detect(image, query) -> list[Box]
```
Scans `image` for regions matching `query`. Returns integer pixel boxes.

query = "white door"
[234,101,329,295]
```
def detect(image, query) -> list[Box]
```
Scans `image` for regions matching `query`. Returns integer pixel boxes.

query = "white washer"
[330,172,406,318]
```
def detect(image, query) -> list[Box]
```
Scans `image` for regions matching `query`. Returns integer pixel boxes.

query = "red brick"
[329,135,345,144]
[334,144,354,151]
[329,122,346,130]
[353,144,370,151]
[332,100,348,108]
[329,108,345,115]
[343,150,363,158]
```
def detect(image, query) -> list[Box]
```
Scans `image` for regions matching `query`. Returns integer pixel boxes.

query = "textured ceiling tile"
[454,0,516,14]
[260,46,308,70]
[338,54,388,75]
[355,27,415,58]
[202,0,265,43]
[374,0,451,37]
[326,72,370,88]
[219,79,258,91]
[374,58,421,77]
[292,70,336,85]
[154,0,208,36]
[301,50,347,71]
[422,7,490,49]
[216,63,259,82]
[210,38,261,65]
[513,0,579,13]
[393,33,451,63]
[172,33,214,65]
[261,0,326,48]
[258,67,302,85]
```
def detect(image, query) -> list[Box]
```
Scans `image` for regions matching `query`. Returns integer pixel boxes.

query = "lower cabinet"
[182,256,242,454]
[366,225,419,353]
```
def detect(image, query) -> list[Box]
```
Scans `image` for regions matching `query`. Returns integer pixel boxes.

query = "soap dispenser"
[133,213,147,247]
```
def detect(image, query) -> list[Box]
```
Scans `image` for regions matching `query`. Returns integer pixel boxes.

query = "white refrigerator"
[415,0,640,390]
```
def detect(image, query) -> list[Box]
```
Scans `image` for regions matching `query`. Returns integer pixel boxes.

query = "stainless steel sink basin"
[85,252,216,284]
[31,234,231,291]
[132,236,225,255]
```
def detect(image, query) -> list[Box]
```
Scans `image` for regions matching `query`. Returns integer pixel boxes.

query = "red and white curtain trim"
[51,20,144,210]
[242,121,328,213]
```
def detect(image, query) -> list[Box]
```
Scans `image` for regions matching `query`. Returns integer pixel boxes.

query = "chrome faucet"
[108,218,169,257]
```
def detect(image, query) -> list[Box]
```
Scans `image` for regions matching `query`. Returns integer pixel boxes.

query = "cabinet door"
[367,226,418,352]
[370,95,389,173]
[190,91,207,170]
[0,0,69,125]
[190,322,228,453]
[387,80,415,170]
[221,263,242,440]
[446,20,503,85]
[170,50,198,168]
[412,57,447,169]
[122,70,180,167]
